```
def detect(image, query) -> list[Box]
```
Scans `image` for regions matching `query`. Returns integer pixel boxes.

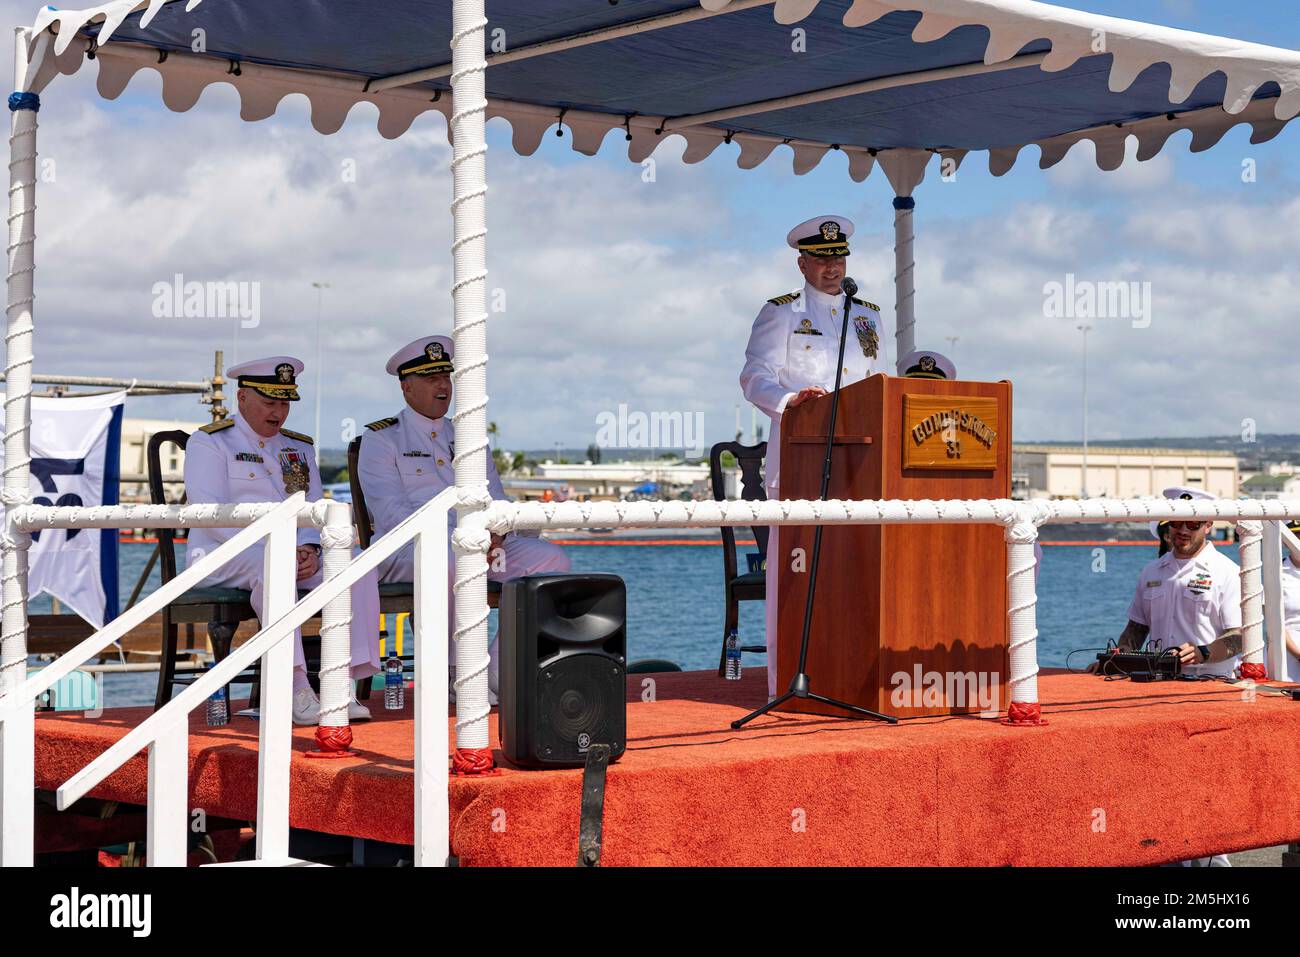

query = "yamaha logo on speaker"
[578,732,591,752]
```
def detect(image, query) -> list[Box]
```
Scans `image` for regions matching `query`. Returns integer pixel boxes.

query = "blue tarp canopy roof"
[28,0,1300,183]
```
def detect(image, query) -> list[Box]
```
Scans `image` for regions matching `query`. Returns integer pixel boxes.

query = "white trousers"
[378,533,571,693]
[764,486,780,697]
[199,544,382,682]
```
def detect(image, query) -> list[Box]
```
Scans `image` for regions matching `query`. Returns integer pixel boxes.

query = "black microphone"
[840,277,858,298]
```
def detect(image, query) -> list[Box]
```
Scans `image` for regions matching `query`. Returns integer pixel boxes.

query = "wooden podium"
[776,373,1012,718]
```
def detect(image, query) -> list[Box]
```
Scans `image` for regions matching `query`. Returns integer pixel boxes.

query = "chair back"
[146,429,192,586]
[347,436,375,548]
[708,440,768,579]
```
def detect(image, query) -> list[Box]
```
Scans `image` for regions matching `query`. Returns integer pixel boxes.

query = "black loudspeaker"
[499,573,626,769]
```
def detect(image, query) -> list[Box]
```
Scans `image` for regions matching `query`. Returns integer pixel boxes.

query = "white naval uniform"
[356,407,571,692]
[740,282,890,695]
[1281,554,1300,682]
[1127,541,1242,868]
[1124,543,1243,678]
[183,414,382,681]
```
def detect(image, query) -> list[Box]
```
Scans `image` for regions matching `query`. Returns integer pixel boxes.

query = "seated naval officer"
[356,335,571,697]
[184,356,381,726]
[1115,487,1243,679]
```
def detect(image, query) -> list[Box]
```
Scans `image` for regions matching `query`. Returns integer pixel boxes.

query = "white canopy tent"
[3,0,1299,769]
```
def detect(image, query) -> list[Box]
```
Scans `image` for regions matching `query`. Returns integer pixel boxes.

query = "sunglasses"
[1167,520,1208,530]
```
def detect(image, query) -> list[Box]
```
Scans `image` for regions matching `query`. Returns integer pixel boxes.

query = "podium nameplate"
[902,394,999,470]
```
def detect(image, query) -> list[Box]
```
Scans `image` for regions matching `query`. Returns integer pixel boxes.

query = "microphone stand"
[733,278,897,729]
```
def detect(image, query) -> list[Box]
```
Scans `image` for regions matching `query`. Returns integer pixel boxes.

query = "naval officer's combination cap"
[899,349,956,381]
[1150,485,1217,539]
[787,215,853,258]
[386,335,454,378]
[229,356,303,401]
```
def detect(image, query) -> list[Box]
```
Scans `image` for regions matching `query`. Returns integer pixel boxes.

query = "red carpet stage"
[32,669,1300,866]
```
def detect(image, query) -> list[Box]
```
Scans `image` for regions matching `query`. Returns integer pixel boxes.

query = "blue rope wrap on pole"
[8,92,40,112]
[892,196,915,210]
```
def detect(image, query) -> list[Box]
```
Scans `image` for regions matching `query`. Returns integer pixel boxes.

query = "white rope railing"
[482,496,1300,532]
[448,0,493,762]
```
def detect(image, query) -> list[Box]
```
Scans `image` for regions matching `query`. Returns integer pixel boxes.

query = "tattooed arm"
[1117,620,1150,652]
[1176,628,1242,667]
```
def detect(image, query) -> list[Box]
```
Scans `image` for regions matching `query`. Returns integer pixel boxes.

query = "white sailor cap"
[386,336,454,378]
[786,215,853,257]
[899,349,956,381]
[229,355,303,401]
[1150,486,1217,538]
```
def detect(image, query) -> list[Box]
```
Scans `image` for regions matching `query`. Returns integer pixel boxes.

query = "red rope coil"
[1002,700,1046,726]
[304,725,355,759]
[452,747,498,776]
[1240,662,1268,682]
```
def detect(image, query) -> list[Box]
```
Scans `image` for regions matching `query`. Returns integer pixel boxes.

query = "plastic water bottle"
[725,629,742,680]
[205,684,228,727]
[384,654,405,710]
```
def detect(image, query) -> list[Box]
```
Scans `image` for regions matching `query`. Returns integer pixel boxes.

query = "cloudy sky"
[3,0,1298,453]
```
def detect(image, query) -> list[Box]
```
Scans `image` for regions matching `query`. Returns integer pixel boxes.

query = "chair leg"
[208,621,238,721]
[154,612,180,710]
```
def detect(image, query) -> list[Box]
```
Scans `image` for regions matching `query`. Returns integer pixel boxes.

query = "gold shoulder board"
[199,419,234,434]
[280,428,314,445]
[767,292,801,306]
[851,296,880,311]
[365,417,399,432]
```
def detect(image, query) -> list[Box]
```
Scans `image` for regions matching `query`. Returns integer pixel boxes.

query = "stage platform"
[32,669,1300,866]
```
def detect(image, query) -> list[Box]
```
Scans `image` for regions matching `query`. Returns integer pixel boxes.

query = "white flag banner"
[0,390,125,626]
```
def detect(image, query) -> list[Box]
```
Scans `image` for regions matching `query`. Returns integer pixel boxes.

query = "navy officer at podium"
[184,356,381,725]
[357,335,570,699]
[740,216,891,698]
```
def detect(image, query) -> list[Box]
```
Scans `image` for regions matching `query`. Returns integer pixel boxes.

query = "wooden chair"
[709,440,769,676]
[147,430,260,710]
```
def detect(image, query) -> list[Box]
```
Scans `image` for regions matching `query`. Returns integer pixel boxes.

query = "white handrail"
[56,489,457,827]
[0,494,308,867]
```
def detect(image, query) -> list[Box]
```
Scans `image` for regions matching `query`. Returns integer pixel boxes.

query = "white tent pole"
[893,195,916,370]
[448,0,494,769]
[1,27,40,698]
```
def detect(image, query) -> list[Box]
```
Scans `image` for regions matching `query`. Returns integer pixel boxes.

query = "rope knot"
[451,525,491,555]
[1234,520,1263,542]
[0,487,33,507]
[318,526,356,550]
[456,485,493,511]
[7,92,39,113]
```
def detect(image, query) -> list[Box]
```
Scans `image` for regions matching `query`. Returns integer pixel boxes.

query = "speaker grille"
[537,654,624,761]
